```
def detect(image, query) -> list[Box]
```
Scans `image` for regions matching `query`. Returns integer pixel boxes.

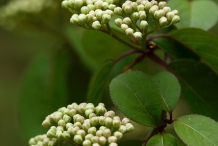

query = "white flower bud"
[29,138,36,145]
[92,21,101,30]
[89,113,96,118]
[52,112,62,123]
[91,136,99,143]
[102,2,109,9]
[131,2,138,10]
[99,126,107,130]
[74,0,84,9]
[103,128,111,137]
[78,103,87,113]
[113,131,123,140]
[144,2,152,10]
[66,123,73,129]
[47,129,56,138]
[87,4,95,11]
[57,126,64,131]
[93,143,100,146]
[121,24,129,31]
[140,20,148,30]
[123,5,132,14]
[154,10,165,19]
[105,9,114,15]
[158,1,167,9]
[114,7,122,15]
[118,125,126,133]
[136,0,142,4]
[42,119,51,128]
[125,28,134,36]
[166,12,175,21]
[81,6,89,14]
[94,0,103,9]
[95,105,106,115]
[74,135,83,144]
[68,109,77,117]
[86,103,95,110]
[112,119,121,128]
[159,16,168,26]
[99,136,107,145]
[172,15,180,24]
[56,130,63,139]
[74,122,82,128]
[102,14,111,23]
[88,127,97,135]
[126,123,134,132]
[78,14,87,24]
[85,134,94,140]
[137,4,144,11]
[171,10,179,15]
[63,115,71,123]
[115,18,122,27]
[98,103,105,107]
[109,142,118,146]
[58,119,66,127]
[139,11,146,20]
[149,5,158,15]
[85,109,94,117]
[108,4,116,10]
[82,122,91,131]
[108,136,117,143]
[83,139,92,146]
[77,129,86,138]
[123,17,132,25]
[122,118,130,125]
[68,126,80,135]
[150,0,158,5]
[62,131,71,140]
[132,12,139,20]
[62,1,69,9]
[163,7,171,13]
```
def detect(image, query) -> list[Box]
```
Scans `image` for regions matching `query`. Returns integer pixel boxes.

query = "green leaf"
[171,28,218,72]
[152,71,181,112]
[110,71,162,127]
[174,114,218,146]
[169,59,218,120]
[87,59,114,104]
[81,30,131,67]
[118,140,143,146]
[168,0,218,30]
[147,133,178,146]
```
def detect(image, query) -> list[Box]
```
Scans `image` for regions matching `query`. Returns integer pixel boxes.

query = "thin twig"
[142,128,159,146]
[115,49,143,63]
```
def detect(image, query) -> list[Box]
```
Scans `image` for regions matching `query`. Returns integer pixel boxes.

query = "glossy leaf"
[174,114,218,146]
[168,0,218,30]
[171,28,218,71]
[147,133,178,146]
[110,71,162,127]
[169,59,218,120]
[118,140,143,146]
[87,59,114,104]
[152,71,181,112]
[81,30,131,67]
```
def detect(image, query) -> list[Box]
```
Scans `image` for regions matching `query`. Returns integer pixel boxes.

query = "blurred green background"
[0,0,218,145]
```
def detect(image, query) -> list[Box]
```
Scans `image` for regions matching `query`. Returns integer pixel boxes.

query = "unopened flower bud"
[87,4,95,11]
[74,0,83,9]
[42,119,51,128]
[78,14,87,24]
[154,10,165,19]
[102,2,109,9]
[149,5,158,15]
[123,5,132,14]
[158,1,167,9]
[92,21,101,29]
[131,2,138,10]
[112,119,121,128]
[159,16,168,26]
[66,123,73,129]
[114,7,123,15]
[63,115,71,123]
[118,125,126,133]
[144,2,152,10]
[85,133,94,140]
[62,131,71,140]
[94,1,103,9]
[109,142,118,146]
[91,136,99,143]
[58,119,66,127]
[81,6,89,14]
[163,7,171,13]
[166,12,175,21]
[82,122,91,131]
[115,18,122,27]
[123,17,132,25]
[126,123,134,132]
[85,109,94,117]
[91,117,99,126]
[108,136,117,143]
[96,130,103,136]
[133,32,142,41]
[86,103,95,110]
[122,118,130,125]
[172,15,180,24]
[83,139,92,146]
[74,135,83,144]
[140,20,148,30]
[103,128,111,137]
[99,136,107,145]
[132,12,139,20]
[150,0,158,5]
[113,131,123,140]
[108,4,116,10]
[121,24,128,31]
[95,105,106,115]
[88,127,97,135]
[105,117,113,127]
[68,109,77,117]
[102,14,111,23]
[105,9,114,15]
[139,11,146,20]
[137,4,144,11]
[171,10,179,15]
[93,143,100,146]
[77,129,86,138]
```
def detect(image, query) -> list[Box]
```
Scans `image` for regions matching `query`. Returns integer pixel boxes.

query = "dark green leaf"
[169,59,218,120]
[118,140,143,146]
[110,71,162,127]
[174,114,218,146]
[171,28,218,71]
[87,59,114,104]
[81,30,131,67]
[168,0,218,30]
[147,133,178,146]
[152,71,180,112]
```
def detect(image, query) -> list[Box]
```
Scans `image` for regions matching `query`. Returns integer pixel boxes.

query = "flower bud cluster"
[62,0,119,30]
[29,102,134,146]
[114,0,180,40]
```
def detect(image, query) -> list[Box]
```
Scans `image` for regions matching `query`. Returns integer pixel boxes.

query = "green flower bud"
[42,119,51,128]
[82,122,91,131]
[102,2,109,9]
[92,21,101,29]
[123,5,132,14]
[96,130,103,136]
[172,15,180,24]
[87,4,95,11]
[85,134,94,140]
[159,16,168,26]
[52,112,63,123]
[78,14,87,24]
[113,131,123,140]
[86,0,94,4]
[125,28,134,36]
[67,127,75,135]
[171,10,178,15]
[81,6,89,14]
[63,115,71,123]
[29,138,36,145]
[158,1,167,9]
[137,4,144,11]
[131,2,138,10]
[93,143,100,146]
[95,1,103,9]
[88,127,97,135]
[140,20,148,30]
[166,12,174,21]
[121,24,128,31]
[74,135,83,144]
[139,11,146,20]
[105,9,114,15]
[85,109,94,117]
[86,103,95,110]
[58,119,66,127]
[154,10,165,19]
[77,129,86,138]
[91,136,99,143]
[74,0,84,9]
[61,1,69,9]
[99,126,107,130]
[144,2,152,11]
[56,130,63,139]
[115,18,122,27]
[114,7,122,15]
[163,7,171,13]
[126,123,134,132]
[66,123,73,129]
[150,0,158,5]
[103,128,111,137]
[74,115,85,123]
[108,136,117,143]
[98,103,105,107]
[91,117,99,126]
[68,109,77,117]
[89,113,97,118]
[123,17,132,25]
[149,5,158,15]
[78,103,87,113]
[99,136,107,145]
[95,105,107,115]
[136,0,142,4]
[62,131,71,140]
[118,125,126,133]
[109,143,118,146]
[87,13,97,22]
[121,118,130,125]
[108,4,116,10]
[105,117,113,127]
[112,119,121,129]
[132,12,139,20]
[83,139,92,146]
[102,14,111,23]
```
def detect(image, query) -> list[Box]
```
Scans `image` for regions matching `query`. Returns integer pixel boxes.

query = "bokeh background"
[0,0,218,145]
